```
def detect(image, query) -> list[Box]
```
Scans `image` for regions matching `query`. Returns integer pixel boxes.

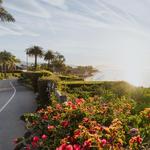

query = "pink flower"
[56,143,67,150]
[101,139,107,145]
[83,140,91,148]
[61,120,70,128]
[73,144,81,150]
[33,136,39,143]
[41,134,47,140]
[65,145,73,150]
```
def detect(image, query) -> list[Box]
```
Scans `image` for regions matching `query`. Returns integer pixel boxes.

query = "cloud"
[41,0,65,6]
[0,23,39,36]
[4,0,51,18]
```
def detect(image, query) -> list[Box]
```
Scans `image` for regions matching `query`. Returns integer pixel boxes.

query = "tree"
[0,50,20,77]
[9,55,20,71]
[51,52,65,73]
[26,46,43,70]
[0,0,15,22]
[44,50,54,70]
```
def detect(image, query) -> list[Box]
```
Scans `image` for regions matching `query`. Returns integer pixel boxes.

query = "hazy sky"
[0,0,150,69]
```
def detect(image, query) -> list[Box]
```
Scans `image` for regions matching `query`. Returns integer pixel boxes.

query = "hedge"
[20,70,53,92]
[58,75,83,81]
[0,73,21,80]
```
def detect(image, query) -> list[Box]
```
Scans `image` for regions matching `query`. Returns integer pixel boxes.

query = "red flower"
[137,136,143,144]
[74,130,81,138]
[33,136,39,143]
[61,120,70,128]
[31,141,37,148]
[26,145,31,150]
[66,101,73,106]
[76,98,84,105]
[42,115,48,120]
[73,144,81,150]
[41,134,47,140]
[83,117,89,123]
[56,104,62,110]
[71,104,77,110]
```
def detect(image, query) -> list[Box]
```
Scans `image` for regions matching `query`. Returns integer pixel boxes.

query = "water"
[87,67,150,87]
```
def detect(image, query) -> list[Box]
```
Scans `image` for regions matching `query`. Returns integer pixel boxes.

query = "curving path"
[0,79,36,150]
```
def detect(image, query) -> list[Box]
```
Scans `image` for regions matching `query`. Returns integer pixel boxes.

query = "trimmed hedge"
[37,76,60,107]
[60,81,136,98]
[58,75,83,81]
[0,73,21,80]
[20,70,53,92]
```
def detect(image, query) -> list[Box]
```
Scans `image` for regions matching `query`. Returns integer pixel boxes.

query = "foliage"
[0,73,21,80]
[20,70,53,92]
[14,96,150,150]
[44,50,55,70]
[0,50,20,77]
[26,46,44,70]
[58,75,83,81]
[37,76,60,107]
[62,65,98,78]
[60,81,150,112]
[0,0,15,22]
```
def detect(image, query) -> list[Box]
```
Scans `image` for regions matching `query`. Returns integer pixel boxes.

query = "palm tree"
[0,0,15,22]
[26,46,43,70]
[44,50,54,70]
[9,55,20,71]
[0,50,12,77]
[51,52,65,73]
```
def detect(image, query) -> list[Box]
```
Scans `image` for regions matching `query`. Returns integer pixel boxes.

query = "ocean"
[86,67,150,87]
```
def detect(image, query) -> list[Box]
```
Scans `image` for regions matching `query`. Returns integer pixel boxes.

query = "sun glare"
[123,65,143,86]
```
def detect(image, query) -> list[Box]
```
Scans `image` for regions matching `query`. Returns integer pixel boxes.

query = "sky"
[0,0,150,70]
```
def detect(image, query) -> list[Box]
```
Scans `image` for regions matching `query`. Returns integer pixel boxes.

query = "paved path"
[0,79,36,150]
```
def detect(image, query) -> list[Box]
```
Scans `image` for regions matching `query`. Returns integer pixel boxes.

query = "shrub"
[20,70,53,92]
[14,96,149,150]
[37,76,60,107]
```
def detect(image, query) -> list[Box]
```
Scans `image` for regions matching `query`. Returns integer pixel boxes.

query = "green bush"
[20,70,53,92]
[58,75,83,81]
[0,72,21,79]
[37,76,60,107]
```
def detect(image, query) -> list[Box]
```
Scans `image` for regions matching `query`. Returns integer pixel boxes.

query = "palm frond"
[0,7,15,22]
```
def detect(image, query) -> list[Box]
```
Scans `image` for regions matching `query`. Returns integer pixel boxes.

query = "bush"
[0,72,21,79]
[14,97,150,150]
[37,76,60,107]
[58,75,83,81]
[20,70,53,92]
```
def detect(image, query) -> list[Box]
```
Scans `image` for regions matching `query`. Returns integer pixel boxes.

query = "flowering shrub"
[14,97,150,150]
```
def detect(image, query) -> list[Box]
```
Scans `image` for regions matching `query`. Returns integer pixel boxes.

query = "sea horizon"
[86,66,150,88]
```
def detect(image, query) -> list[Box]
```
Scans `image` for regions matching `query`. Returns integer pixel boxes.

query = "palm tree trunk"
[35,55,37,70]
[48,60,50,70]
[4,63,6,78]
